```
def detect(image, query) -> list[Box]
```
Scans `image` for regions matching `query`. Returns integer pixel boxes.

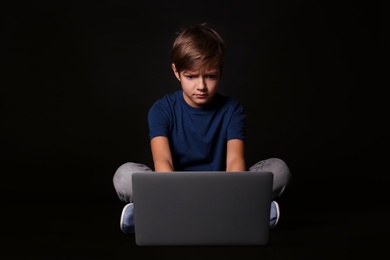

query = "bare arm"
[226,139,246,172]
[150,136,174,172]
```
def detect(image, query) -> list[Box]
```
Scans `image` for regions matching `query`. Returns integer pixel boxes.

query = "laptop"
[131,171,273,246]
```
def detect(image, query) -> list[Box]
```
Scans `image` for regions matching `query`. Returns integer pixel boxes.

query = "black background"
[2,0,388,259]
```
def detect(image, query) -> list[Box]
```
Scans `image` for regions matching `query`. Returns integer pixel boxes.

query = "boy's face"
[172,63,220,108]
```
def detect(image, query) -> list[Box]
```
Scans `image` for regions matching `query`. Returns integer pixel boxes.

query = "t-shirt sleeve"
[226,101,246,141]
[148,99,170,140]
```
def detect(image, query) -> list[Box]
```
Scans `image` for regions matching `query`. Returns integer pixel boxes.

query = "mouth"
[195,94,208,99]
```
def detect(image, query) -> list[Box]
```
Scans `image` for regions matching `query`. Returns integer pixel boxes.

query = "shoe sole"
[273,201,280,227]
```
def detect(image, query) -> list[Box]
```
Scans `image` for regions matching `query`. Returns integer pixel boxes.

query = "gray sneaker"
[269,201,280,229]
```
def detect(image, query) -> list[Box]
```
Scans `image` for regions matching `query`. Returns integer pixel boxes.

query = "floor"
[4,185,389,260]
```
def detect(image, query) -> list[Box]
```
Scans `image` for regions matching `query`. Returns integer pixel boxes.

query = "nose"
[197,77,207,91]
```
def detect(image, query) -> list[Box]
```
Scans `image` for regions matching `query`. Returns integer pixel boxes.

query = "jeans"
[113,158,291,203]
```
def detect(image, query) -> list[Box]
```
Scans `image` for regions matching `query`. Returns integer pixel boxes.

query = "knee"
[269,158,292,184]
[113,162,152,183]
[113,162,134,179]
[268,158,289,171]
[270,157,290,171]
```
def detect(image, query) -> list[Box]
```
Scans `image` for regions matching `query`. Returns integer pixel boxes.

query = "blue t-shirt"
[148,90,246,171]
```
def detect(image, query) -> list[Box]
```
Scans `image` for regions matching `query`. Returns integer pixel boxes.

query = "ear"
[171,63,181,81]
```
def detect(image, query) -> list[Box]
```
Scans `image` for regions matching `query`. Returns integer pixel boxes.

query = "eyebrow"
[182,69,219,74]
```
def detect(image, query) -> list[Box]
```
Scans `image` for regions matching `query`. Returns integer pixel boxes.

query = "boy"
[113,23,291,234]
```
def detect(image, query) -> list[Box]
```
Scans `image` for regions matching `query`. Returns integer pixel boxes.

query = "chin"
[196,101,211,107]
